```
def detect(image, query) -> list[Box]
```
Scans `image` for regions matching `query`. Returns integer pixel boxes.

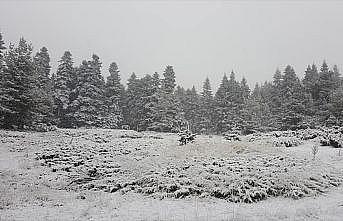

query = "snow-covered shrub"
[34,129,342,204]
[223,133,241,141]
[295,129,322,141]
[30,123,57,132]
[271,137,303,147]
[178,130,196,145]
[319,127,343,148]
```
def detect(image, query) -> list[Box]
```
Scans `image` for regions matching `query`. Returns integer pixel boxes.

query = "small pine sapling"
[312,144,319,160]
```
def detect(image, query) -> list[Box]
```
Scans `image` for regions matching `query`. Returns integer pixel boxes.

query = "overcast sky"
[1,0,343,91]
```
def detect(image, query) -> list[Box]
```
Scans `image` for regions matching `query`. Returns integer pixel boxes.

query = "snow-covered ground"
[0,129,343,220]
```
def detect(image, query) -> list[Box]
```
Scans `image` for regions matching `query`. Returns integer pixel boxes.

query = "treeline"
[0,33,343,134]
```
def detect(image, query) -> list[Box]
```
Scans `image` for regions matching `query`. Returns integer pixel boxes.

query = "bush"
[271,137,303,147]
[30,123,57,132]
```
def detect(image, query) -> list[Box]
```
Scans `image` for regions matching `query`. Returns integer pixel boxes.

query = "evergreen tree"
[53,51,75,127]
[199,77,214,133]
[317,61,336,120]
[148,89,184,132]
[225,71,244,132]
[318,61,333,102]
[32,47,54,124]
[0,38,36,129]
[175,85,186,101]
[124,73,137,127]
[273,68,282,87]
[247,83,264,131]
[148,67,184,132]
[279,65,309,130]
[329,86,343,125]
[152,72,161,89]
[0,32,7,126]
[331,64,341,88]
[182,86,200,132]
[105,62,125,126]
[161,65,176,94]
[267,69,284,129]
[0,32,5,67]
[303,64,319,100]
[214,74,229,133]
[68,55,111,128]
[240,77,250,101]
[239,77,253,133]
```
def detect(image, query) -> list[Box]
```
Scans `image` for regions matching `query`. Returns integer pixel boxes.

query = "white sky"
[1,0,343,91]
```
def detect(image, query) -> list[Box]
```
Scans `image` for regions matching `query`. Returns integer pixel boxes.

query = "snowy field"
[1,129,343,221]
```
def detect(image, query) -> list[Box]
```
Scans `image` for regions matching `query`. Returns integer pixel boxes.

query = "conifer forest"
[1,32,343,134]
[1,2,343,220]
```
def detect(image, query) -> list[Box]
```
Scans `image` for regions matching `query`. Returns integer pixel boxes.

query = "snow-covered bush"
[30,123,57,132]
[295,129,322,140]
[271,137,303,147]
[33,129,342,204]
[223,133,241,142]
[178,130,196,145]
[319,127,343,148]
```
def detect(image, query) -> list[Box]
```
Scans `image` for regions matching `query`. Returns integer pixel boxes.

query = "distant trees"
[1,30,343,133]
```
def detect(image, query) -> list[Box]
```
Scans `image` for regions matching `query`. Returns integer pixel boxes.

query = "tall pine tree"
[199,77,214,133]
[0,38,36,129]
[53,51,76,127]
[68,55,111,128]
[32,47,54,125]
[105,62,125,127]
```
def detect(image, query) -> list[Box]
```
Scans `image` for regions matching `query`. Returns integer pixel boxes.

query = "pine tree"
[0,32,7,126]
[318,61,333,101]
[331,64,341,88]
[124,73,140,129]
[226,71,244,132]
[105,62,125,126]
[0,38,36,129]
[240,77,250,101]
[175,85,186,101]
[152,72,160,89]
[0,32,5,66]
[316,61,336,121]
[180,86,200,132]
[148,66,184,132]
[329,86,343,125]
[279,65,309,130]
[239,77,253,134]
[161,65,176,94]
[68,54,110,128]
[273,68,282,87]
[214,74,229,133]
[303,64,319,100]
[53,51,75,127]
[32,47,54,125]
[247,84,263,130]
[199,77,214,133]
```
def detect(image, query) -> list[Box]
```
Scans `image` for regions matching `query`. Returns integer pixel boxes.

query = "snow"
[1,128,343,220]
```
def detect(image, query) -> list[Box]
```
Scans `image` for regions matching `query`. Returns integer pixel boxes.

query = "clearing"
[0,129,343,221]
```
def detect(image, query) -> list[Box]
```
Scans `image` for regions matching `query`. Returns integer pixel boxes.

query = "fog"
[1,0,343,90]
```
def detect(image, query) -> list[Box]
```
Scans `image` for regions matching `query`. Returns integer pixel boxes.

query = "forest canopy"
[0,32,342,134]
